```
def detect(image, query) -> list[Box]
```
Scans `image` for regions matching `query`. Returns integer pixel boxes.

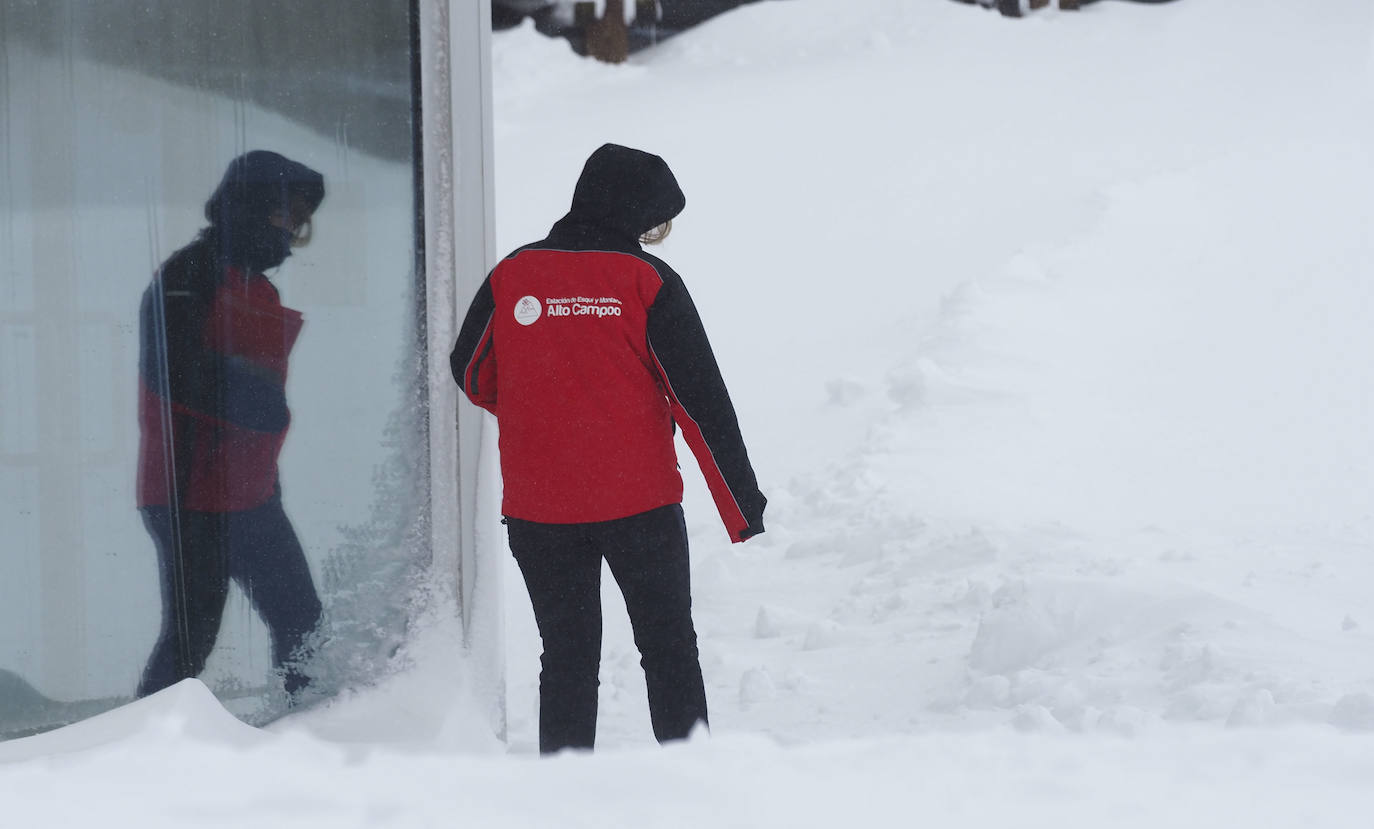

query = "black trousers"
[506,503,708,754]
[138,495,323,699]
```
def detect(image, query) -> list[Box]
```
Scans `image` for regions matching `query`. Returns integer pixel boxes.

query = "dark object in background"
[492,0,769,63]
[493,0,559,29]
[951,0,1180,16]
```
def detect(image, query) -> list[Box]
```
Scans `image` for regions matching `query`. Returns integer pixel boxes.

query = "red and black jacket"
[136,235,302,512]
[451,144,766,542]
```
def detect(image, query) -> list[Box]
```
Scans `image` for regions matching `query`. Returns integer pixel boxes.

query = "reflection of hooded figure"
[135,150,325,700]
[450,144,766,754]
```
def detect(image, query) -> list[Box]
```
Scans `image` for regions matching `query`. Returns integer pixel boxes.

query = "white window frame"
[418,0,504,740]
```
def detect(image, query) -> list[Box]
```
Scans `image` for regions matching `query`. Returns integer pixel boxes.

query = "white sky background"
[5,0,1374,825]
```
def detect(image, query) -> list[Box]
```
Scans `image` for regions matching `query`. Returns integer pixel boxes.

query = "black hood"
[203,150,325,272]
[561,144,685,243]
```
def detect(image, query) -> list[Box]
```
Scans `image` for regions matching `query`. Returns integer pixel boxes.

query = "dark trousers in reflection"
[505,504,708,754]
[138,493,322,699]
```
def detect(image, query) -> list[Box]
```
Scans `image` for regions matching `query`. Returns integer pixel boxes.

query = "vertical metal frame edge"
[418,0,504,739]
[418,0,459,599]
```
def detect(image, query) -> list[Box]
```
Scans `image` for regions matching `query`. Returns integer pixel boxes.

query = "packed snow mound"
[962,578,1352,732]
[277,608,503,753]
[0,680,262,763]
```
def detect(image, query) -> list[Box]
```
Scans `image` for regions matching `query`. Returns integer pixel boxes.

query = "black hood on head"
[204,150,325,272]
[564,144,685,242]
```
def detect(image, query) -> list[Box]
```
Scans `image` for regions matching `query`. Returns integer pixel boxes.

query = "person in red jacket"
[451,143,766,753]
[136,150,324,701]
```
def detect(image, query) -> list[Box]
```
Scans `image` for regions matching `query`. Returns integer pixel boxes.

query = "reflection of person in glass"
[135,150,325,701]
[451,144,767,753]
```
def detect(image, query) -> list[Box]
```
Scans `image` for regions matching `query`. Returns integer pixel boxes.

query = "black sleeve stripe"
[451,274,497,395]
[465,314,495,397]
[647,339,749,524]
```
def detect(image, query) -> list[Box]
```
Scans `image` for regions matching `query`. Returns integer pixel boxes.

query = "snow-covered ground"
[6,0,1374,824]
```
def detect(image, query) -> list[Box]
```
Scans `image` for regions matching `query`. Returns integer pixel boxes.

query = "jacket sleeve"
[646,270,766,543]
[450,274,498,414]
[139,261,288,433]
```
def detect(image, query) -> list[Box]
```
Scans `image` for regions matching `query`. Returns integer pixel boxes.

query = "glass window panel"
[1,0,429,736]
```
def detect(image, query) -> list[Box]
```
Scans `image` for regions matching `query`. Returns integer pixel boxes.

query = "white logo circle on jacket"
[514,296,542,326]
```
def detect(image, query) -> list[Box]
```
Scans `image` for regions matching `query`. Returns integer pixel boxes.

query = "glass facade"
[1,0,444,735]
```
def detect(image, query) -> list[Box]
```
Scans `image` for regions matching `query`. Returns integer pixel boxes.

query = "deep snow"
[5,0,1374,825]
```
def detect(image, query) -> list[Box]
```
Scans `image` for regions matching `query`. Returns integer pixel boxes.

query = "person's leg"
[137,507,231,697]
[506,517,602,754]
[600,504,708,743]
[228,495,323,698]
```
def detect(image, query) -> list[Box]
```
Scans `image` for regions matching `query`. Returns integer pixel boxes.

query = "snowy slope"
[5,0,1374,824]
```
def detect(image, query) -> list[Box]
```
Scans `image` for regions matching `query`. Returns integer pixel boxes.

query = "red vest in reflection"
[137,267,303,512]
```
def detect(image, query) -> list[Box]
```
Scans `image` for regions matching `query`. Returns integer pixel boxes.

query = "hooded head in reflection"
[204,150,325,272]
[135,150,325,706]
